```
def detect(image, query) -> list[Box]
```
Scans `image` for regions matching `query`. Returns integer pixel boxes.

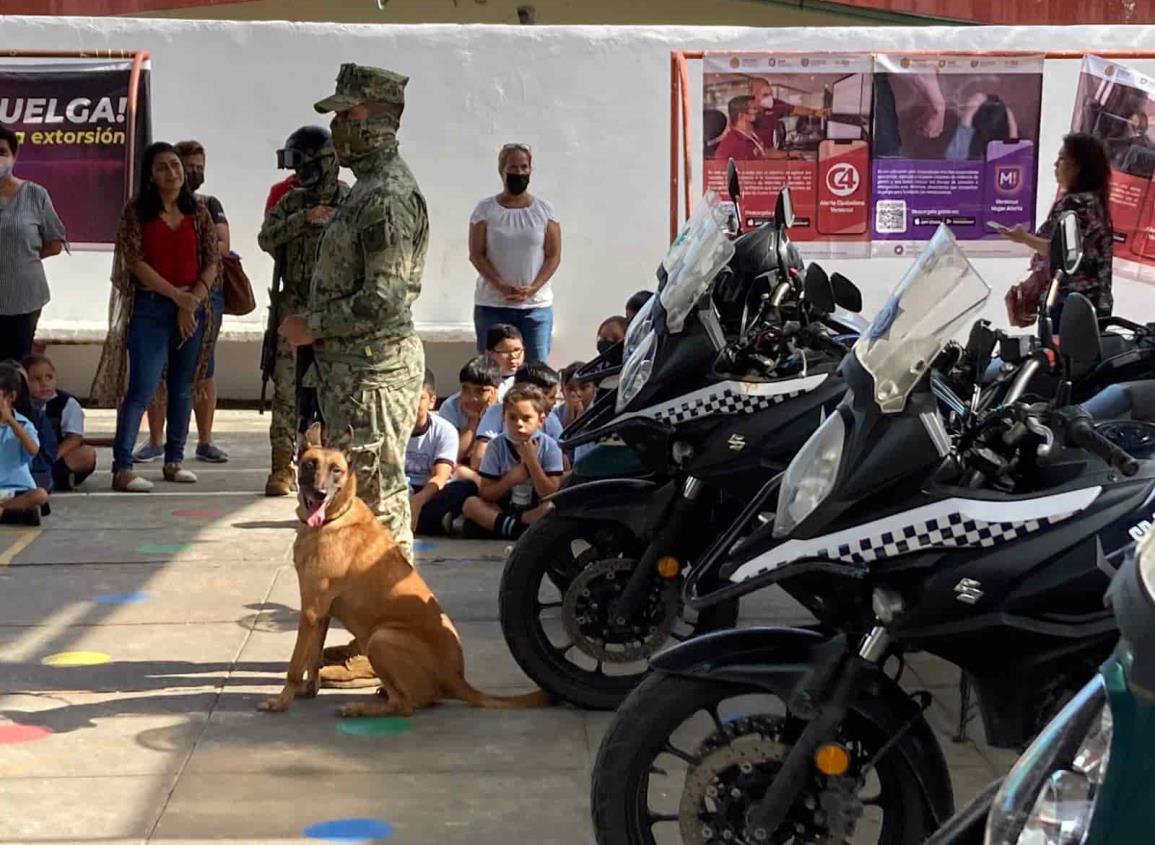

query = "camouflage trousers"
[315,333,424,560]
[268,299,312,471]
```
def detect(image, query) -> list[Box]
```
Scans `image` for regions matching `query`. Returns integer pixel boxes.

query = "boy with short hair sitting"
[462,385,564,540]
[22,354,97,491]
[485,324,525,400]
[437,355,501,469]
[471,361,562,470]
[407,369,460,536]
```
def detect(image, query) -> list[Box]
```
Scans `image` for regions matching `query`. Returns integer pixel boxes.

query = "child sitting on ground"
[597,315,628,356]
[406,369,460,536]
[625,290,653,323]
[436,355,501,470]
[472,361,562,470]
[0,364,48,525]
[485,324,525,400]
[462,385,564,539]
[23,354,97,491]
[551,361,594,431]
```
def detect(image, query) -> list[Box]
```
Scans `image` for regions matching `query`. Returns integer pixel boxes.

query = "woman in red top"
[91,142,220,493]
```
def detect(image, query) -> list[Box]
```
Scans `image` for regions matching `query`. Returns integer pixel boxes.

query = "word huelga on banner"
[702,52,873,258]
[1071,55,1155,283]
[0,60,152,248]
[870,54,1043,257]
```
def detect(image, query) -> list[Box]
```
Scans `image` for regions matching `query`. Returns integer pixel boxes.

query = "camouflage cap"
[314,63,408,114]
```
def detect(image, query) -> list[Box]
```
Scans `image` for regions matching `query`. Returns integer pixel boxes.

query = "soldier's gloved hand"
[278,314,315,347]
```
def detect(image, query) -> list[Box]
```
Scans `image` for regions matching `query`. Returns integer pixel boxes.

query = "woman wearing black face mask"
[469,143,562,364]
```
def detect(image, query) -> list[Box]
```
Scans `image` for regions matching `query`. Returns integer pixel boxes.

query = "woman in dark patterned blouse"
[1001,132,1114,326]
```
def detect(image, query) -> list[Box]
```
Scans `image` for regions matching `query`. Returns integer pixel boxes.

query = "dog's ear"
[331,424,355,455]
[303,422,324,449]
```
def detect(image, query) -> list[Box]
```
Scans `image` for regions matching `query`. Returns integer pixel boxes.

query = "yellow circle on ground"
[41,651,111,667]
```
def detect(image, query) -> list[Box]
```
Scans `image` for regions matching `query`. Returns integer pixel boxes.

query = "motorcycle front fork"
[610,475,704,622]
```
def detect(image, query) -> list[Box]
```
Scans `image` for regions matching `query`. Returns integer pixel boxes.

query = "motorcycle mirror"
[802,263,836,314]
[1051,210,1084,277]
[775,186,795,229]
[726,159,741,203]
[830,272,863,313]
[1058,292,1101,380]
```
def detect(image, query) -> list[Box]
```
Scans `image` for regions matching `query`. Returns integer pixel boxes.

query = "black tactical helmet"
[276,125,333,171]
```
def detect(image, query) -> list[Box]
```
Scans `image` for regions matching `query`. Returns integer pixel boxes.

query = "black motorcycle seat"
[1083,380,1155,423]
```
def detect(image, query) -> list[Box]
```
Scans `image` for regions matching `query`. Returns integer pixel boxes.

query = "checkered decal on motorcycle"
[652,387,808,425]
[818,510,1078,566]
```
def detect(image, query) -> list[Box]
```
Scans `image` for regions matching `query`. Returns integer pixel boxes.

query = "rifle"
[258,246,285,414]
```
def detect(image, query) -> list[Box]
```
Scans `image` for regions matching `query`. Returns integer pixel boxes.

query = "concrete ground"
[0,411,1013,845]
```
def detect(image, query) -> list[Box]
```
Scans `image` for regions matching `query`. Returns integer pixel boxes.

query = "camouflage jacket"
[257,181,351,307]
[305,150,428,364]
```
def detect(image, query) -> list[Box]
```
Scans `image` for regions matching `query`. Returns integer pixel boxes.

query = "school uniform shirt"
[40,391,85,439]
[406,414,459,490]
[498,374,515,401]
[476,402,563,443]
[0,411,39,493]
[478,432,565,509]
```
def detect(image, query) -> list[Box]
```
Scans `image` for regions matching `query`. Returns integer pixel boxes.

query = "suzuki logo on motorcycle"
[727,434,747,451]
[826,162,860,198]
[954,578,984,605]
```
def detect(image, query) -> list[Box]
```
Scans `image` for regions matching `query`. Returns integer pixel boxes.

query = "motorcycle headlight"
[773,409,846,537]
[985,676,1111,845]
[617,331,656,413]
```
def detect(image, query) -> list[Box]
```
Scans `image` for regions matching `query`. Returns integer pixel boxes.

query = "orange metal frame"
[670,49,1155,241]
[0,49,151,205]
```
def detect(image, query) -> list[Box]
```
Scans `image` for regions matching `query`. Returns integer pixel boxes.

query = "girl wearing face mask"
[468,143,562,364]
[0,124,67,363]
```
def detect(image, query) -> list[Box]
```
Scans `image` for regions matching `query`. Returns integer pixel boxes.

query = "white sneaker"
[163,464,198,484]
[113,471,153,493]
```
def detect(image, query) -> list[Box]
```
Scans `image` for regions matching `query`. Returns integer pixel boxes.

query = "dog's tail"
[447,677,552,709]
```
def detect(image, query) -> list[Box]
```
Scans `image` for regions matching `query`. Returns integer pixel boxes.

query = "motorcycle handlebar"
[1065,416,1140,477]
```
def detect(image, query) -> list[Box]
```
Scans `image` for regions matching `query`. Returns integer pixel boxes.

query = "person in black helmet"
[257,125,350,496]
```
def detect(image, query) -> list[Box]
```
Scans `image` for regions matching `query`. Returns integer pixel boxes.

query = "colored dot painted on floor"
[336,716,412,737]
[41,651,111,667]
[304,818,395,842]
[137,543,193,555]
[92,591,151,605]
[0,724,52,745]
[413,540,436,552]
[171,508,224,519]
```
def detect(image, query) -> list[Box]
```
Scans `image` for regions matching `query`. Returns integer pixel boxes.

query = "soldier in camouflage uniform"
[258,126,350,497]
[279,63,428,560]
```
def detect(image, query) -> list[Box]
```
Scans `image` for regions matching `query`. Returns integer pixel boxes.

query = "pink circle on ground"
[171,509,225,519]
[0,724,52,745]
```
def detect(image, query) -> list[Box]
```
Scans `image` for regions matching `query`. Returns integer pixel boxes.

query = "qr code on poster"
[875,200,907,234]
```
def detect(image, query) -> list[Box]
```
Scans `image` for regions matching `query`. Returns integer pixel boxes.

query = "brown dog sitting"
[259,426,550,717]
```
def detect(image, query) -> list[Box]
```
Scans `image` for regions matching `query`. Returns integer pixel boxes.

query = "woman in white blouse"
[468,143,561,363]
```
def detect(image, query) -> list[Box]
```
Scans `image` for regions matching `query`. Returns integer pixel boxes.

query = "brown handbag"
[1004,254,1050,328]
[221,252,256,317]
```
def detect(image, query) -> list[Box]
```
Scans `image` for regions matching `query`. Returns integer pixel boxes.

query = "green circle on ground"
[137,543,193,555]
[337,717,412,737]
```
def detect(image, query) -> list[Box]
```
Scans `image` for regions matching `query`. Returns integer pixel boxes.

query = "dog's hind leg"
[337,628,441,718]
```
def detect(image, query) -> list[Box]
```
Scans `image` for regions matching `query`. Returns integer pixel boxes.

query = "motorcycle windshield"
[659,191,735,334]
[854,225,991,414]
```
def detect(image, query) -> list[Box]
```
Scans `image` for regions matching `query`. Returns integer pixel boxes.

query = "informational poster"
[1070,55,1155,282]
[703,52,874,257]
[870,53,1043,256]
[0,60,152,247]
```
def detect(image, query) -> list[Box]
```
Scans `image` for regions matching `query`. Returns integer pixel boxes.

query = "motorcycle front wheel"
[499,512,739,710]
[591,672,934,845]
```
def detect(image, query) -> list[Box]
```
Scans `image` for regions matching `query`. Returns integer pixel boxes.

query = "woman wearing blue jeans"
[89,142,220,493]
[468,143,562,363]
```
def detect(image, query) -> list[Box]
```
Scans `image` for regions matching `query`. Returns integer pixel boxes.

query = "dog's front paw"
[258,695,292,713]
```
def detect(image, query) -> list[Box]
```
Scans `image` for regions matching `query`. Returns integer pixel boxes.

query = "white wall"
[2,16,1154,397]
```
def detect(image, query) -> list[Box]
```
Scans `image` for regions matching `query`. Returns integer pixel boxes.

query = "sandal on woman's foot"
[113,470,153,493]
[162,463,198,484]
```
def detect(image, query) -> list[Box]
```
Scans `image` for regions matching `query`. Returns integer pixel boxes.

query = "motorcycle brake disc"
[679,733,788,844]
[561,558,679,663]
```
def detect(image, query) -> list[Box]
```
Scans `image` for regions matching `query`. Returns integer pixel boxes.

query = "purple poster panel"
[870,54,1043,257]
[0,59,152,247]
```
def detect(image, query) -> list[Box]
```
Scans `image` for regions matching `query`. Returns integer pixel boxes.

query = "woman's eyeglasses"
[501,143,532,154]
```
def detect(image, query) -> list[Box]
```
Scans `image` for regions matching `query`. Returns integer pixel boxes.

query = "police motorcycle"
[589,219,1155,845]
[924,534,1155,845]
[499,180,865,710]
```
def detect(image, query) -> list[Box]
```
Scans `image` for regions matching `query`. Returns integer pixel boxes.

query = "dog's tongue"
[306,498,328,528]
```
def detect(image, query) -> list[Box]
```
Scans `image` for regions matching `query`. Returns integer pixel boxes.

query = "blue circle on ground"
[92,592,151,604]
[413,540,436,552]
[304,818,395,842]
